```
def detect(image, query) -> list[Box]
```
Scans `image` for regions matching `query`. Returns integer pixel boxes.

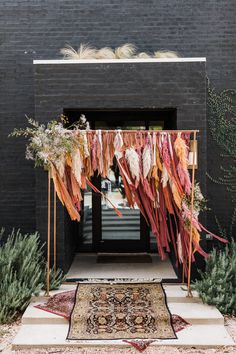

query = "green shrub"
[42,267,66,291]
[0,229,65,324]
[194,239,236,315]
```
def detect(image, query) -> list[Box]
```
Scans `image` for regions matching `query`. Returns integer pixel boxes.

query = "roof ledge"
[33,57,206,65]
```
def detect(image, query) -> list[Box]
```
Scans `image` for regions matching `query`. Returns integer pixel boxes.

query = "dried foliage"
[115,43,137,58]
[154,50,180,58]
[60,43,179,60]
[9,114,90,168]
[60,44,97,59]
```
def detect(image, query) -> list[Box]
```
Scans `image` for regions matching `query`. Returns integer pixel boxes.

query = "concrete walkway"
[12,284,235,349]
[67,253,177,280]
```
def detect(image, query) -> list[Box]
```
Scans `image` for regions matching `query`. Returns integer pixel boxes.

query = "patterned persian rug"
[67,283,177,340]
[35,288,190,334]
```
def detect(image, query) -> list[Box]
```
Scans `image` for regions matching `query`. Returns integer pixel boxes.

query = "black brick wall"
[0,1,235,270]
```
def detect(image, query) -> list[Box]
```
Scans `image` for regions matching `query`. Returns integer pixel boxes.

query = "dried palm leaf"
[81,131,90,158]
[174,135,188,170]
[142,144,152,179]
[170,180,182,209]
[97,130,104,174]
[125,148,140,181]
[55,157,65,178]
[177,233,183,263]
[72,148,83,186]
[115,43,136,59]
[161,165,169,188]
[192,227,201,253]
[156,146,163,171]
[51,165,64,206]
[114,130,123,160]
[51,165,80,221]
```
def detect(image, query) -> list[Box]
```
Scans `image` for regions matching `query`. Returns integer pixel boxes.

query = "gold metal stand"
[182,265,185,284]
[46,169,51,297]
[53,187,57,279]
[187,131,197,297]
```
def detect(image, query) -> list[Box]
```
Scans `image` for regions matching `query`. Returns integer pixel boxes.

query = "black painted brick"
[0,0,235,270]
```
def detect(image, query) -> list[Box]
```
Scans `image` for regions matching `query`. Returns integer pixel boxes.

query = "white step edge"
[32,284,200,303]
[12,324,234,349]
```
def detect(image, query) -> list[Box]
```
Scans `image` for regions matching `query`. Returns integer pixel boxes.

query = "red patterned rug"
[35,290,75,320]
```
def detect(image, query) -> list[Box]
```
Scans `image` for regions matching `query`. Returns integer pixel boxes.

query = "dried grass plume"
[115,43,136,59]
[96,47,116,59]
[154,50,179,58]
[60,44,97,60]
[60,43,180,60]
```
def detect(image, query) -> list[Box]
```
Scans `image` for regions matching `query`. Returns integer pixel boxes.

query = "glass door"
[92,118,163,253]
[64,108,176,253]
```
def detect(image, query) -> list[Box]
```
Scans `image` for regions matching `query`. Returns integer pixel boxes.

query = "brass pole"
[46,169,51,297]
[182,264,185,284]
[53,186,57,279]
[187,131,197,297]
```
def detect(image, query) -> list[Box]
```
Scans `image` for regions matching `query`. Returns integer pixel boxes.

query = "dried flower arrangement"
[60,43,179,60]
[10,115,90,170]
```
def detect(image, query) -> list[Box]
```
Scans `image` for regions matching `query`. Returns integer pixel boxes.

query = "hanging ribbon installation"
[46,129,227,296]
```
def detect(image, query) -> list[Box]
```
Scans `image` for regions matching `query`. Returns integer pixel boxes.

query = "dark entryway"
[64,109,176,254]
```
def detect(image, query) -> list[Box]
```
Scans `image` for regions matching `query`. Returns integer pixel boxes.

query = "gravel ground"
[0,316,235,354]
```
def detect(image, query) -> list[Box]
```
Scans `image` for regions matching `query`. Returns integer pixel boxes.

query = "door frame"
[84,109,177,253]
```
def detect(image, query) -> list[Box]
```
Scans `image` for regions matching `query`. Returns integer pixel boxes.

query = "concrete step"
[12,323,235,349]
[15,284,234,348]
[22,299,224,326]
[25,285,221,326]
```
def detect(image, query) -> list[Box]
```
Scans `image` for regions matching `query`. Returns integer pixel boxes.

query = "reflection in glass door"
[101,160,140,243]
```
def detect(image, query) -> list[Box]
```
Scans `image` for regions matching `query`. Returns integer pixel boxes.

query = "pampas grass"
[60,44,97,60]
[96,47,116,59]
[114,43,136,59]
[60,43,180,60]
[136,52,152,59]
[154,50,179,58]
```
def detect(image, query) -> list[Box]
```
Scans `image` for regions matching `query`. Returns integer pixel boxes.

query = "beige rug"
[67,283,176,340]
